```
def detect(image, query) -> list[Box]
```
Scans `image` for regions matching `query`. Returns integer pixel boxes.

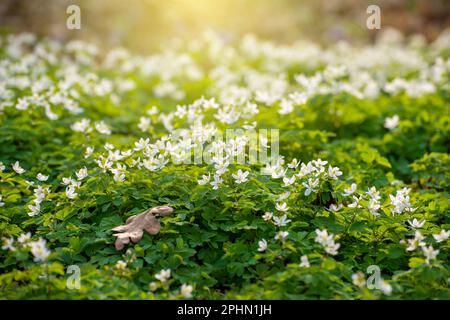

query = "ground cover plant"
[0,29,449,299]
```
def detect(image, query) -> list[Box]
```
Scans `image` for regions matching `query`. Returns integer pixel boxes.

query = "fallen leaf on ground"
[111,205,173,250]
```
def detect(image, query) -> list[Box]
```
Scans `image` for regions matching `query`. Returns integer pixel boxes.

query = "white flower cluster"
[61,166,88,199]
[0,33,144,118]
[29,237,52,262]
[342,184,421,217]
[262,158,342,197]
[257,192,293,252]
[389,188,415,214]
[2,161,53,216]
[1,233,51,262]
[155,268,171,282]
[90,143,136,183]
[401,229,449,264]
[12,161,26,174]
[27,185,51,217]
[1,30,449,122]
[315,229,340,255]
[71,118,112,135]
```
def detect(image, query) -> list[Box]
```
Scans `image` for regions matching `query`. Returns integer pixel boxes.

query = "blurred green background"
[0,0,449,52]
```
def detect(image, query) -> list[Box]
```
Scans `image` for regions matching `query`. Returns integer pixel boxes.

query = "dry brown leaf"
[111,205,173,250]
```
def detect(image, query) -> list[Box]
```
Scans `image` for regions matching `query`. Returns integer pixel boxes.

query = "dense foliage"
[0,30,449,299]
